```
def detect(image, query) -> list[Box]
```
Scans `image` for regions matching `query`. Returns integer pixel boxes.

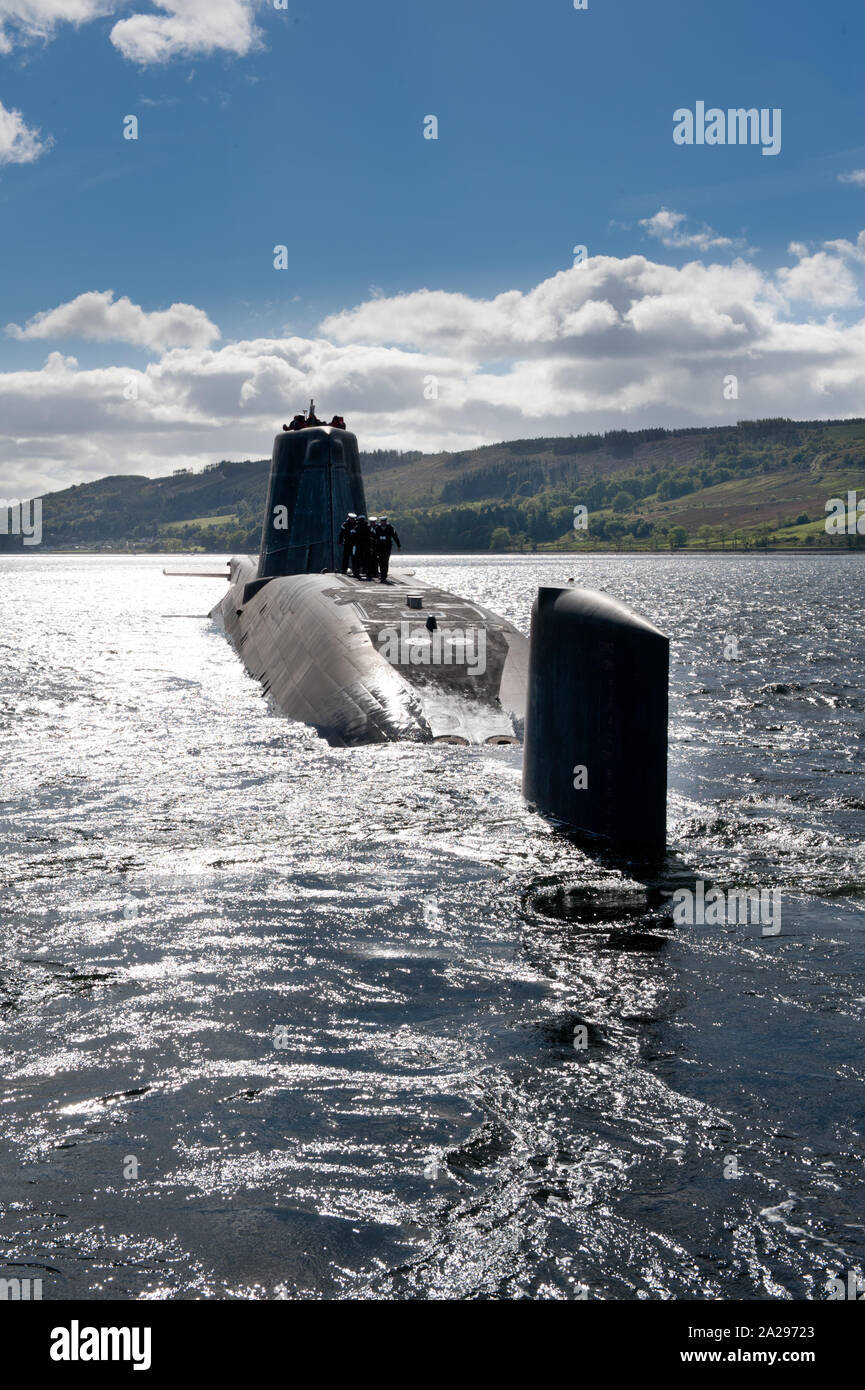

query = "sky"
[1,0,865,496]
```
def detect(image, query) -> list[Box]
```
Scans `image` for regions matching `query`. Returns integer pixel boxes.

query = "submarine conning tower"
[257,425,367,578]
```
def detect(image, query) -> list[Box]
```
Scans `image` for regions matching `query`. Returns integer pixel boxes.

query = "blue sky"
[2,0,865,493]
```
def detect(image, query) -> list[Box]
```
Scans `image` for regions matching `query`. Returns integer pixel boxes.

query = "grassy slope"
[10,419,865,552]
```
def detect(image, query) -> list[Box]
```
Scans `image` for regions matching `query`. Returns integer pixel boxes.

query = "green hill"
[8,418,865,553]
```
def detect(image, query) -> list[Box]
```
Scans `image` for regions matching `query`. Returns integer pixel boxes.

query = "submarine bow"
[204,423,529,746]
[258,426,366,578]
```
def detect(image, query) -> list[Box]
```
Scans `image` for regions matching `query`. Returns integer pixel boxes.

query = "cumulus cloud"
[825,229,865,264]
[110,0,262,63]
[320,255,775,360]
[776,241,860,308]
[0,0,261,62]
[6,233,865,497]
[838,170,865,186]
[7,289,220,349]
[0,0,114,52]
[0,97,51,165]
[639,208,738,252]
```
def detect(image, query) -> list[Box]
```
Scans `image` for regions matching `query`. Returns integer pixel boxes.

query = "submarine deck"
[217,560,528,746]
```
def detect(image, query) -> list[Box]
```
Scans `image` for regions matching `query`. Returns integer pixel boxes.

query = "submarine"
[169,407,529,747]
[167,405,670,854]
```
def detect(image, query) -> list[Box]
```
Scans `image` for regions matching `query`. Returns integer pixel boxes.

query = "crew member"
[329,415,346,430]
[287,414,306,431]
[354,515,373,579]
[338,512,357,574]
[367,518,379,579]
[375,516,401,582]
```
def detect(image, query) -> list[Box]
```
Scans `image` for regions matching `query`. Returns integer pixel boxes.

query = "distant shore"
[6,545,863,559]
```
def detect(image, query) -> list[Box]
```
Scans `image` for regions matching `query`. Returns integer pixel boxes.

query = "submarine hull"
[204,427,528,745]
[213,556,528,747]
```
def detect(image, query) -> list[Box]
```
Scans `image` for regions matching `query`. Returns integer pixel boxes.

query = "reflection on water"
[0,553,863,1300]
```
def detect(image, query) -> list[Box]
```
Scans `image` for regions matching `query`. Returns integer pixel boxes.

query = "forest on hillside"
[4,418,865,553]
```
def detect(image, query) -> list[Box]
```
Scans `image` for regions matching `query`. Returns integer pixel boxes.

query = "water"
[0,553,863,1301]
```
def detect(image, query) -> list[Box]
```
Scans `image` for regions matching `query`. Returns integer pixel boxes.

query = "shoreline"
[4,546,863,559]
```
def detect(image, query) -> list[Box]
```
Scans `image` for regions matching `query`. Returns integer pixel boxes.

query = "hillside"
[6,418,865,553]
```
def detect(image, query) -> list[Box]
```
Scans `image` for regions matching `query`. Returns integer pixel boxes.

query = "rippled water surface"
[1,553,863,1300]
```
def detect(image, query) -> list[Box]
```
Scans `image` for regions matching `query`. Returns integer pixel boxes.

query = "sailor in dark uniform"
[375,516,401,582]
[367,517,380,579]
[353,516,371,579]
[338,512,357,574]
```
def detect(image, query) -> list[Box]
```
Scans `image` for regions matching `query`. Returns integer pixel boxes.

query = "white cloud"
[639,207,738,252]
[838,170,865,186]
[7,289,220,349]
[110,0,262,63]
[6,233,865,497]
[824,229,865,264]
[0,0,114,52]
[776,242,860,308]
[320,255,776,360]
[0,97,51,165]
[0,0,260,62]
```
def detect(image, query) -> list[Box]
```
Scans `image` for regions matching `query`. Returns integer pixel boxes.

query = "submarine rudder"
[522,585,669,857]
